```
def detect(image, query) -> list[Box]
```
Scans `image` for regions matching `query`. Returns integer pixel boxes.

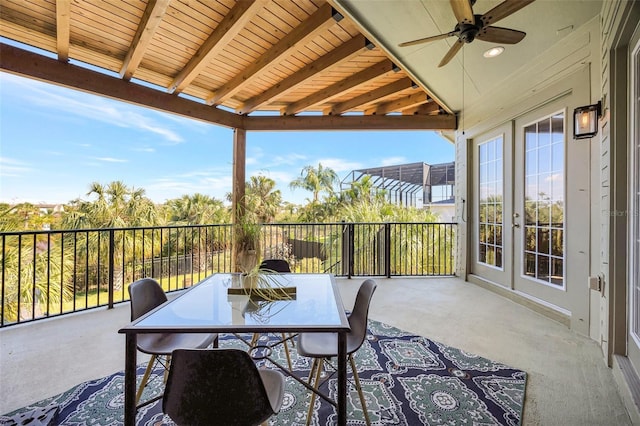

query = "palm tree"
[225,175,283,224]
[245,176,282,223]
[64,181,159,229]
[61,181,160,290]
[164,193,231,275]
[342,175,387,204]
[0,205,73,323]
[289,163,338,203]
[165,193,228,225]
[0,202,55,231]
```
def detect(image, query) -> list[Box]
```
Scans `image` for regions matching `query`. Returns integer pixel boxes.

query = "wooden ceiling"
[0,0,456,131]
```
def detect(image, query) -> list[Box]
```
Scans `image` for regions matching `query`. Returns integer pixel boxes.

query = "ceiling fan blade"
[399,31,457,47]
[450,0,474,24]
[438,39,464,67]
[476,26,526,44]
[481,0,535,27]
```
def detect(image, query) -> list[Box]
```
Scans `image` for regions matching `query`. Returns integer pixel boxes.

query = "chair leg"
[306,358,324,426]
[307,358,318,383]
[163,355,171,383]
[250,333,260,347]
[281,333,293,371]
[349,354,371,426]
[135,355,156,405]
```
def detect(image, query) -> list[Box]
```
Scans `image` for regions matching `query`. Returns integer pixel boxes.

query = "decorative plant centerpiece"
[235,217,261,274]
[228,267,296,301]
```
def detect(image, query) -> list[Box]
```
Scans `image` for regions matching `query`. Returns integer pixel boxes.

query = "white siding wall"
[599,0,640,363]
[599,0,614,362]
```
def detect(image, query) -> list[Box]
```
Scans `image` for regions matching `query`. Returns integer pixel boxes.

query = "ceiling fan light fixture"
[398,0,535,66]
[483,46,504,58]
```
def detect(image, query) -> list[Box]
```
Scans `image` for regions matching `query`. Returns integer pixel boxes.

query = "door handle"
[512,223,520,228]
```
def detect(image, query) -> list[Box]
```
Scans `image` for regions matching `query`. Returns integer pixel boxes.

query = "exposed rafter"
[327,77,417,115]
[403,102,441,115]
[366,92,432,115]
[206,3,343,105]
[169,0,267,94]
[283,59,398,115]
[120,0,170,80]
[55,0,70,62]
[237,35,372,115]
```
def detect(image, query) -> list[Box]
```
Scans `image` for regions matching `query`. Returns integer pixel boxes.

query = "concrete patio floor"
[0,277,631,424]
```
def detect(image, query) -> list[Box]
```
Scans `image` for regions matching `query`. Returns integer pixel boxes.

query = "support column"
[232,128,246,271]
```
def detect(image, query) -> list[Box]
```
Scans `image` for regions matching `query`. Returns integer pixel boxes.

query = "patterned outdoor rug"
[1,320,526,425]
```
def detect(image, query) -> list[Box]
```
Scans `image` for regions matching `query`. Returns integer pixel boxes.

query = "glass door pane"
[478,136,504,268]
[522,113,565,288]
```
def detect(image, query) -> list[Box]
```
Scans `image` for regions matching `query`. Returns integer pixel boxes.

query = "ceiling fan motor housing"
[457,16,483,43]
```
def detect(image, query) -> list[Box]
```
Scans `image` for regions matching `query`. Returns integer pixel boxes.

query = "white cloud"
[0,157,32,177]
[251,170,296,186]
[381,156,408,166]
[246,146,264,166]
[246,156,259,166]
[316,158,363,173]
[93,157,128,163]
[3,73,184,143]
[0,157,28,166]
[132,147,156,153]
[264,153,308,167]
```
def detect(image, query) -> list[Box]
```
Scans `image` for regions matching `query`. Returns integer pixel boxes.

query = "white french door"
[470,69,591,333]
[512,107,570,309]
[470,123,513,286]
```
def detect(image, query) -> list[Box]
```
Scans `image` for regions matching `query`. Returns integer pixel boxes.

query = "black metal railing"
[0,222,455,327]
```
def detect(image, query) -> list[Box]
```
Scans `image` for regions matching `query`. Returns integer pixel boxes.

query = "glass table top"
[126,273,349,333]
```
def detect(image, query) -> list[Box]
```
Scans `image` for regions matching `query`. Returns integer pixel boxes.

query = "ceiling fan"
[399,0,536,67]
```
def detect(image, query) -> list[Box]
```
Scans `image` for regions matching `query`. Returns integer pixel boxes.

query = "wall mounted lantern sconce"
[573,101,601,139]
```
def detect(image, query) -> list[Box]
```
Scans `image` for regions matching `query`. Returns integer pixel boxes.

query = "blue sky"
[0,72,454,206]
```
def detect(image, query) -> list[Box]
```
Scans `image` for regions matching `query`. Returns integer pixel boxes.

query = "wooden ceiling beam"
[368,92,432,115]
[237,34,371,115]
[169,0,267,94]
[283,59,398,115]
[403,102,441,115]
[243,113,456,131]
[0,43,243,129]
[207,3,342,105]
[120,0,170,81]
[327,77,417,115]
[55,0,70,62]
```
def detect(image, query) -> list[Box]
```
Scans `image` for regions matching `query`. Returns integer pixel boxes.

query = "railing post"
[348,223,354,278]
[340,221,347,277]
[385,223,391,278]
[340,221,353,278]
[108,229,115,309]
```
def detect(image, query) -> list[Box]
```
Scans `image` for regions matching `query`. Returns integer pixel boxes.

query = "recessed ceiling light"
[483,46,505,58]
